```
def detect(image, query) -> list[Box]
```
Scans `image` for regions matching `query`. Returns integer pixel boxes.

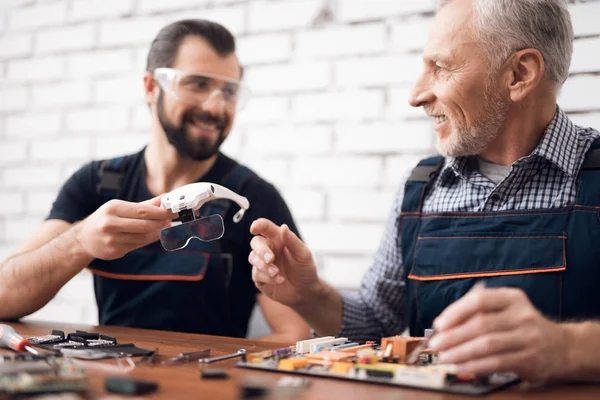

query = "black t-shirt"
[47,148,299,337]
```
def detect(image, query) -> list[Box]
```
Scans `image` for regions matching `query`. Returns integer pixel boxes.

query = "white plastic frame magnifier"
[159,182,250,251]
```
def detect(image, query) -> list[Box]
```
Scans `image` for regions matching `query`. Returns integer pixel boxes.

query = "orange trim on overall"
[418,235,566,240]
[408,266,566,281]
[88,268,206,282]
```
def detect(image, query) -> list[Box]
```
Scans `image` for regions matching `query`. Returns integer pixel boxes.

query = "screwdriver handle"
[0,324,31,352]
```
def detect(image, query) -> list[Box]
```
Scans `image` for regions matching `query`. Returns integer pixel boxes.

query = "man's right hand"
[249,218,321,308]
[74,196,176,260]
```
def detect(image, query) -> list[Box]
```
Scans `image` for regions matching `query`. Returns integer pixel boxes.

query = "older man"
[248,0,600,382]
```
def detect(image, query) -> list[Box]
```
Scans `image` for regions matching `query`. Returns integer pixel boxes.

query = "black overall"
[400,140,600,336]
[88,155,256,337]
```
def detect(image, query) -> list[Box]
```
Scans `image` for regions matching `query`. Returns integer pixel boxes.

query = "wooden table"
[2,321,599,399]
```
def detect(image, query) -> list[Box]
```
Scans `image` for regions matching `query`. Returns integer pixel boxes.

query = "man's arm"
[255,294,311,343]
[0,198,175,321]
[0,220,94,320]
[292,189,408,342]
[248,184,408,342]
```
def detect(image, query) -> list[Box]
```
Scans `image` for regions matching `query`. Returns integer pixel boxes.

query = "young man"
[248,0,600,382]
[0,19,309,342]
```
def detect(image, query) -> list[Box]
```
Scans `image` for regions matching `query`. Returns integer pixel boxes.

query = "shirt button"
[490,193,501,203]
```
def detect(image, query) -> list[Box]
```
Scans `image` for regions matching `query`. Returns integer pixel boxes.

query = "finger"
[250,235,276,264]
[249,250,281,278]
[455,350,533,377]
[142,195,164,207]
[117,231,161,246]
[112,199,176,221]
[252,266,279,286]
[280,224,311,262]
[113,217,172,234]
[437,330,526,365]
[429,308,516,352]
[250,218,282,240]
[433,286,513,331]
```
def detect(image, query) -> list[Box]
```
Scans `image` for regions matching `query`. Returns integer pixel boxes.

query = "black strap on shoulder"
[407,165,439,182]
[582,148,600,170]
[407,157,445,183]
[97,155,132,201]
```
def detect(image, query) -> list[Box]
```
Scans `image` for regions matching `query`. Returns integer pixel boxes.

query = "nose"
[408,70,434,108]
[202,90,226,115]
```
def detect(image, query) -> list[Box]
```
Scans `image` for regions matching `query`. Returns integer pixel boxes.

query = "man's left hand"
[428,285,569,382]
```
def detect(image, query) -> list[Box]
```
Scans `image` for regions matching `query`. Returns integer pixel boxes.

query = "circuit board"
[235,337,520,396]
[236,359,519,396]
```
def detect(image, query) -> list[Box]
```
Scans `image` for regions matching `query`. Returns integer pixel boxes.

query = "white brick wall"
[0,0,598,327]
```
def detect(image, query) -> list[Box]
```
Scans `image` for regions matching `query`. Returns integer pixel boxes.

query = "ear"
[506,49,545,103]
[143,72,159,106]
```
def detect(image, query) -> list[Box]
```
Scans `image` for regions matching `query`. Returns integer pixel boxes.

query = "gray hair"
[438,0,574,85]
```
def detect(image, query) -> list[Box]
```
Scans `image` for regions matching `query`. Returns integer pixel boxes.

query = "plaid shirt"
[339,107,600,342]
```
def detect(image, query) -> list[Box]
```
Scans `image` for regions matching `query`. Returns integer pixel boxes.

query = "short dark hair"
[146,19,237,73]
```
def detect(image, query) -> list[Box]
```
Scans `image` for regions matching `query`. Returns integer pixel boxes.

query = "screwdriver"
[0,324,40,355]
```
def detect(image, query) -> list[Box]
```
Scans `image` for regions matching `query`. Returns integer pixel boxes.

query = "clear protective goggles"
[153,67,250,111]
[159,182,250,252]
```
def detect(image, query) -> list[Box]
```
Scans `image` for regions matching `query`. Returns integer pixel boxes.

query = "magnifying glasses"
[159,183,250,251]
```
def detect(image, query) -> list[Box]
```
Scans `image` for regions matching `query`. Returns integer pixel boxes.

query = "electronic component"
[27,330,65,345]
[276,377,311,388]
[239,380,269,399]
[236,336,520,396]
[200,368,229,379]
[105,377,158,395]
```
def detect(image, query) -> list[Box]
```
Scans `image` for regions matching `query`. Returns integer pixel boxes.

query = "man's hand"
[74,196,176,260]
[248,218,321,308]
[428,285,569,382]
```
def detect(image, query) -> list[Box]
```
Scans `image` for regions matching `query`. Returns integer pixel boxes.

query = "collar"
[440,106,580,181]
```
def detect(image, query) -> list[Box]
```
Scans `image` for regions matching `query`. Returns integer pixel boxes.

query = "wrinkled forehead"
[423,0,477,63]
[171,35,241,81]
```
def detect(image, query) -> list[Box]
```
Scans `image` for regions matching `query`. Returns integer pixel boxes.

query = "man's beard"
[434,76,510,157]
[157,91,229,161]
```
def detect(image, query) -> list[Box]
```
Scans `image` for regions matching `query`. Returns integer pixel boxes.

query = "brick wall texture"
[0,0,599,324]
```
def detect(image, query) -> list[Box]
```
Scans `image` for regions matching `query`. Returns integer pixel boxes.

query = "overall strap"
[401,156,445,213]
[576,138,600,207]
[96,155,132,204]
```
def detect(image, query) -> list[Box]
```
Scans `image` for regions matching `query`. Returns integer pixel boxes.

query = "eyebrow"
[423,52,452,64]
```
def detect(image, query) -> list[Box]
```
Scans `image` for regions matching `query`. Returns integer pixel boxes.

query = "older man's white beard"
[437,88,509,157]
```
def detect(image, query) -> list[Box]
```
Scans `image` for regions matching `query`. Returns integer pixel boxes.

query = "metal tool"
[406,331,436,364]
[162,349,211,364]
[198,349,246,364]
[0,324,39,355]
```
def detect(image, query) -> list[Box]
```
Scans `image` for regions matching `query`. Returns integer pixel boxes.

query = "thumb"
[280,224,311,262]
[250,218,281,239]
[143,195,165,208]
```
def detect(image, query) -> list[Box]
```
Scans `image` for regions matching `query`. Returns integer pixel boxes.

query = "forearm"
[560,321,600,382]
[0,225,94,320]
[294,280,344,337]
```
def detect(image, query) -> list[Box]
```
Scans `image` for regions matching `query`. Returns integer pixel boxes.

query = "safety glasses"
[153,67,251,111]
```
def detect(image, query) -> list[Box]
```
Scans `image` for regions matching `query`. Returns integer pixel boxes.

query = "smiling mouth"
[186,115,222,134]
[433,115,449,124]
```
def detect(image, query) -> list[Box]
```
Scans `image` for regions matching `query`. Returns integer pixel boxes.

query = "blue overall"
[87,156,256,336]
[400,139,600,336]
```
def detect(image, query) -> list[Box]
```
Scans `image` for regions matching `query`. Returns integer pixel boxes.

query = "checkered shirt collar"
[440,106,580,181]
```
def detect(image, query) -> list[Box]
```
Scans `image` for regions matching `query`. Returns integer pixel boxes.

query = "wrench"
[198,349,246,364]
